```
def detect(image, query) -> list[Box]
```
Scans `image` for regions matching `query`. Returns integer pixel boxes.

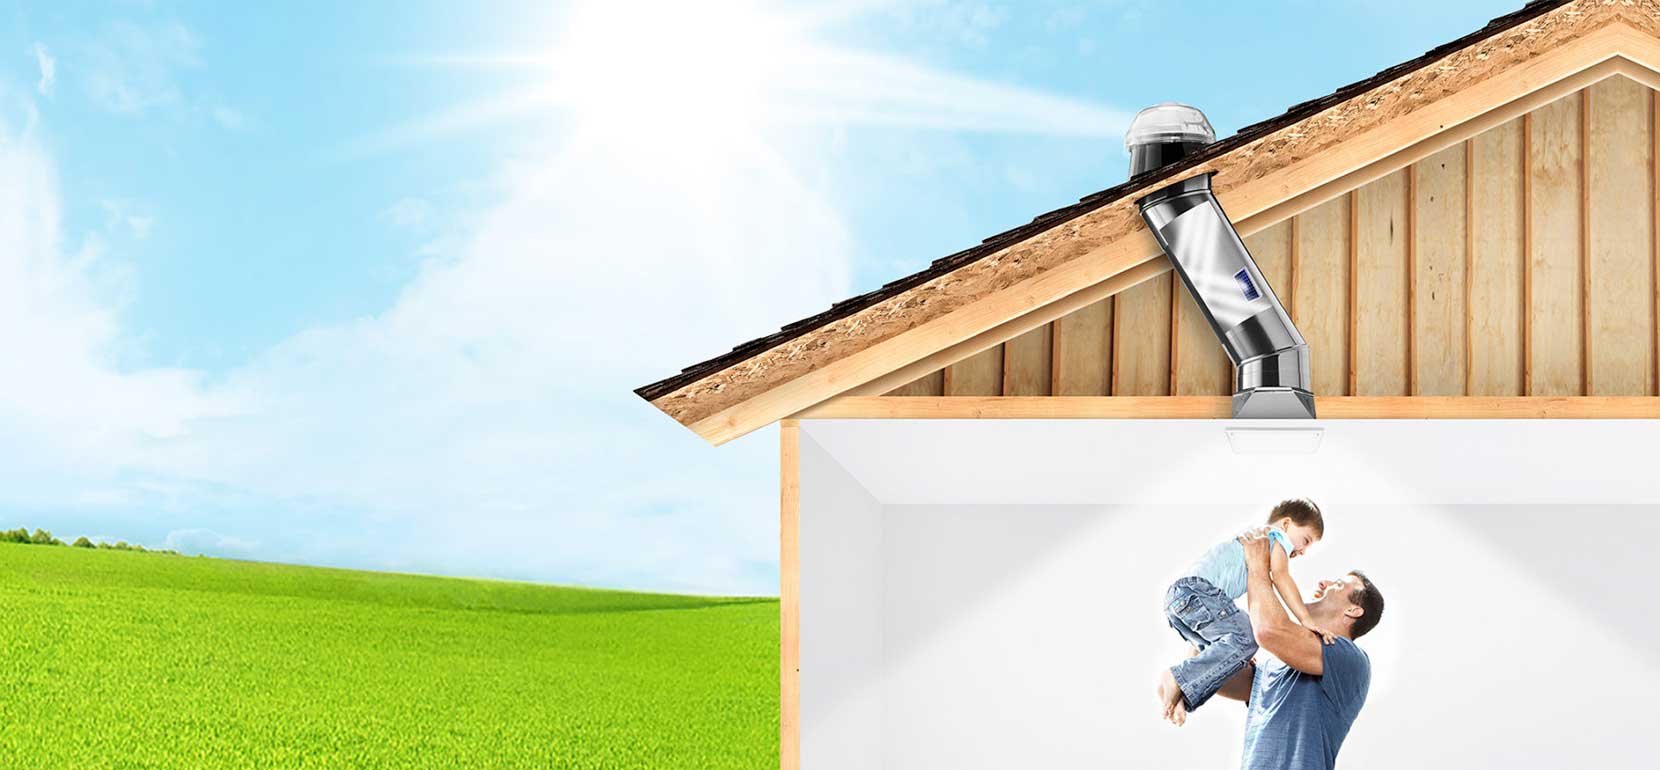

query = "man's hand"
[1237,526,1275,571]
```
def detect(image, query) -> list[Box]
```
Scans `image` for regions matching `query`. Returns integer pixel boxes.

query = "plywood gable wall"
[887,77,1660,399]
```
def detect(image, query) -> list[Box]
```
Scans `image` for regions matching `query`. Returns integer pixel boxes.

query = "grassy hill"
[0,543,778,769]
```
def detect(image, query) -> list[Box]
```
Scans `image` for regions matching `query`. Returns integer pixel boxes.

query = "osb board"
[648,0,1629,432]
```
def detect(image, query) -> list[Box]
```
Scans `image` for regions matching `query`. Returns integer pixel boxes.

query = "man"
[1212,528,1385,770]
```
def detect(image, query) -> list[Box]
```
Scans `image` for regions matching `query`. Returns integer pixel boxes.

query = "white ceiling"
[802,419,1660,505]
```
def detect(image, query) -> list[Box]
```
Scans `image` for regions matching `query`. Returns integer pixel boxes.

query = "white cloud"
[33,43,56,96]
[79,21,200,115]
[0,118,239,508]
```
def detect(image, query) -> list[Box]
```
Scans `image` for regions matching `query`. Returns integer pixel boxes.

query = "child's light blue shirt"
[1184,528,1292,600]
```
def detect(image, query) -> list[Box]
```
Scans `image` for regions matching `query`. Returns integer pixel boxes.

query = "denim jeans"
[1165,576,1257,711]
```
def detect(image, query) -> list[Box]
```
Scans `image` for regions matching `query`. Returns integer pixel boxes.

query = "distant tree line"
[0,528,179,555]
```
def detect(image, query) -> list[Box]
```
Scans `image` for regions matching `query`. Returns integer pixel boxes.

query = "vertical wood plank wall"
[888,79,1660,399]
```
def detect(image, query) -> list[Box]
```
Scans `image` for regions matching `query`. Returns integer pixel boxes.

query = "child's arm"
[1269,545,1334,644]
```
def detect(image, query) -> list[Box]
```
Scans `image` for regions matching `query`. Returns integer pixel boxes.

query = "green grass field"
[0,543,778,769]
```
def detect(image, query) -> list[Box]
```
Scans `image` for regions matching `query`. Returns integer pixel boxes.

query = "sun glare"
[549,1,803,158]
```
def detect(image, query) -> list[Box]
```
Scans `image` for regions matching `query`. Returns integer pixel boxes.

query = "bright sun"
[548,1,806,161]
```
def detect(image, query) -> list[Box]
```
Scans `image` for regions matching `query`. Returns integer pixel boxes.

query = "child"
[1156,498,1328,726]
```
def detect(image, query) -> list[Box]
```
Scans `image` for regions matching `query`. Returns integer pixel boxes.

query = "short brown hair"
[1346,570,1384,639]
[1268,498,1324,538]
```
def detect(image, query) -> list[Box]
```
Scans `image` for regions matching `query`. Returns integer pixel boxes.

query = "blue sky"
[0,0,1526,594]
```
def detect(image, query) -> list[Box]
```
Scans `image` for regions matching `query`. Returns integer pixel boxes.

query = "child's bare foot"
[1170,698,1188,726]
[1156,669,1184,723]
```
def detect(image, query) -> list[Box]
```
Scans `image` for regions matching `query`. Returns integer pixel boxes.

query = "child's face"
[1276,518,1320,558]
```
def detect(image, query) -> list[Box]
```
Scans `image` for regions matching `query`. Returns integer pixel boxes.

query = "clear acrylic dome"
[1124,102,1215,151]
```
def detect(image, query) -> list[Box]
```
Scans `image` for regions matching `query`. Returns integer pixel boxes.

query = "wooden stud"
[1049,320,1062,396]
[1348,189,1360,396]
[1465,139,1476,395]
[1581,87,1594,396]
[1110,295,1123,396]
[1169,272,1182,396]
[1654,89,1660,396]
[1290,217,1301,322]
[779,420,800,770]
[803,396,1660,420]
[1523,111,1535,396]
[1408,164,1420,396]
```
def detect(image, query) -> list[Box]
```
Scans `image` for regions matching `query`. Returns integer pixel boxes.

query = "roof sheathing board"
[638,0,1605,427]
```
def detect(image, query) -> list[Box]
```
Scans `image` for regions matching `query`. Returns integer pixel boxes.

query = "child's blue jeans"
[1165,576,1257,711]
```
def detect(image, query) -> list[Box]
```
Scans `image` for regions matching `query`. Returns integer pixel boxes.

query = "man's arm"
[1214,661,1254,703]
[1269,547,1334,644]
[1241,529,1325,675]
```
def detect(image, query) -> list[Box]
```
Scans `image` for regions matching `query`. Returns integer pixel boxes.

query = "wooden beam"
[1110,294,1124,396]
[798,396,1660,420]
[1655,87,1660,396]
[779,420,800,770]
[661,26,1639,444]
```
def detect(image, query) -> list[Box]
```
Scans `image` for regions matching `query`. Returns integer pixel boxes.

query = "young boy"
[1156,498,1328,726]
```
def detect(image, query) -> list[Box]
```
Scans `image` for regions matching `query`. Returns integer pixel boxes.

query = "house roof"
[639,0,1660,444]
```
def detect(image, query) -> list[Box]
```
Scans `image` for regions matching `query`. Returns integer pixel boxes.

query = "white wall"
[799,433,884,770]
[801,495,1660,768]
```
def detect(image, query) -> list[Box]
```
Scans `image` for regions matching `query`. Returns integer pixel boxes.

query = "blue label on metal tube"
[1234,269,1260,301]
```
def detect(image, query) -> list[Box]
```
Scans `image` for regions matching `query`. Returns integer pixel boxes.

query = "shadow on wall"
[1439,504,1660,656]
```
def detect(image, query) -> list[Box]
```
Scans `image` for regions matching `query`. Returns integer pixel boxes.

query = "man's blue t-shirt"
[1241,637,1371,770]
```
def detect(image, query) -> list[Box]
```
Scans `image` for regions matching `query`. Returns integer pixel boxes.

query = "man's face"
[1311,574,1361,605]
